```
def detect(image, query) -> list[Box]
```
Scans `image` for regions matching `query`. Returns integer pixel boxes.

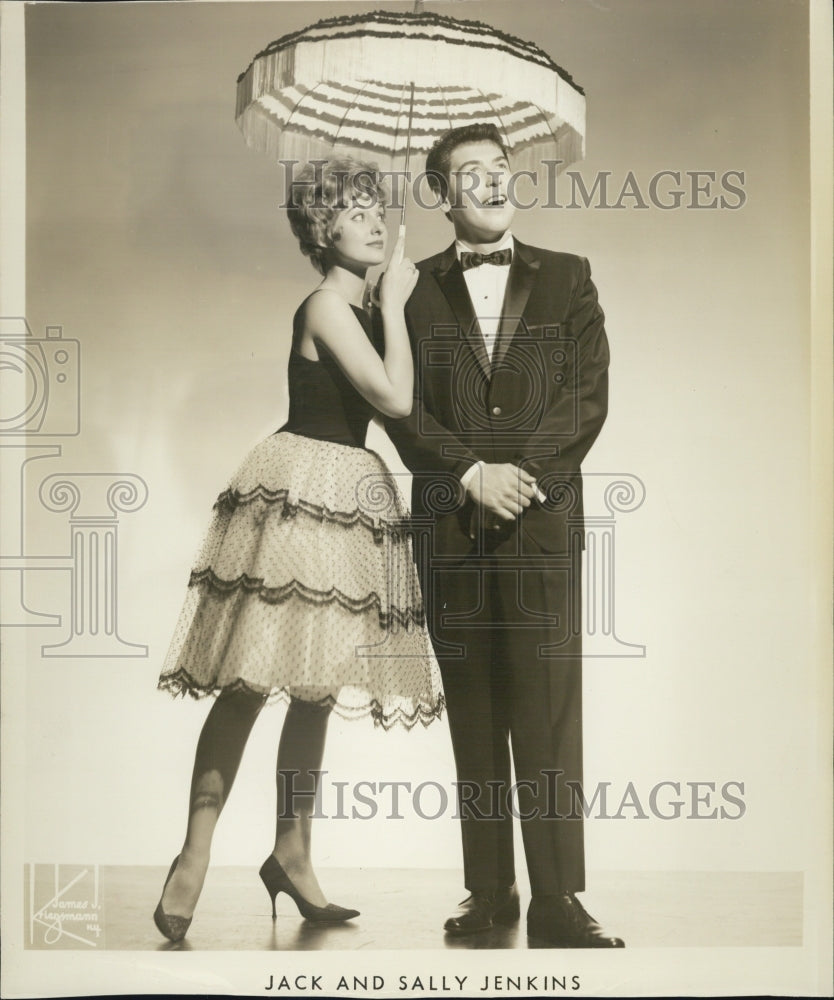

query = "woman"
[153,159,442,942]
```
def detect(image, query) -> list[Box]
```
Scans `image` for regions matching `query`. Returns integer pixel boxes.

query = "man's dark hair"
[425,123,510,203]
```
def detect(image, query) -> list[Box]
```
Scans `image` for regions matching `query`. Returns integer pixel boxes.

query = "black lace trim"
[214,487,409,544]
[238,11,582,94]
[189,567,426,631]
[157,671,445,732]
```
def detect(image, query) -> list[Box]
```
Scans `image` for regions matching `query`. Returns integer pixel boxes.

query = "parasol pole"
[398,0,423,238]
[399,79,416,238]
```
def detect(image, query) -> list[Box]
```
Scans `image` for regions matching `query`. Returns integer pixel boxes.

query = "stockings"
[161,688,332,917]
[274,697,331,838]
[189,685,267,823]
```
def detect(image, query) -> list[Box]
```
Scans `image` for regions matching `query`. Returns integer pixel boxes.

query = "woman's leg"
[270,697,332,906]
[160,685,267,918]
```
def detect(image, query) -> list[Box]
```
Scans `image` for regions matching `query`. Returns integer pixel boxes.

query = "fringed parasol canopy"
[235,9,586,174]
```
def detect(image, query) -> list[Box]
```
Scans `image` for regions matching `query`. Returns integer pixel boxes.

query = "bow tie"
[459,248,512,271]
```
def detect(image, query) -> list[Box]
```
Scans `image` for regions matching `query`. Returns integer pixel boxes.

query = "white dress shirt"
[455,233,546,504]
[456,231,515,362]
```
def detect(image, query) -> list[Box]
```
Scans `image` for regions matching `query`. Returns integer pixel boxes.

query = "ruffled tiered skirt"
[158,431,444,729]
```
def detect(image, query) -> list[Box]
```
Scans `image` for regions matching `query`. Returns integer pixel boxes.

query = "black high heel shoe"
[153,856,193,942]
[259,854,359,922]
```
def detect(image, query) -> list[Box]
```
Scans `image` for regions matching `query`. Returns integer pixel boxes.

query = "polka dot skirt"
[158,432,444,730]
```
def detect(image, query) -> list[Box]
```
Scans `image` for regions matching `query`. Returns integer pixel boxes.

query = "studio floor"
[26,866,803,951]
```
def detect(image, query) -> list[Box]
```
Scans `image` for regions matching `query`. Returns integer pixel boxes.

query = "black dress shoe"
[527,893,624,948]
[444,884,520,935]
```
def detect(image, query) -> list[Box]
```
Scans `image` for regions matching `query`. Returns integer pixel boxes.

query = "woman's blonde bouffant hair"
[286,158,387,274]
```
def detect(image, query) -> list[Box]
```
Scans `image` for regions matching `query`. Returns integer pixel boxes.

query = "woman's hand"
[302,289,414,419]
[378,233,418,313]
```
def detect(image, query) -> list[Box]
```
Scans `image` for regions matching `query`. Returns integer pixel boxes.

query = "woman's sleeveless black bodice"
[282,304,382,448]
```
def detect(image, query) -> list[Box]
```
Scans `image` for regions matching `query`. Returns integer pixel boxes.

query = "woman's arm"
[304,241,418,419]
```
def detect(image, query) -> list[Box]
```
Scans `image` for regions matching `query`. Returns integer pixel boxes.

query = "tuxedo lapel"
[432,244,492,380]
[491,240,541,371]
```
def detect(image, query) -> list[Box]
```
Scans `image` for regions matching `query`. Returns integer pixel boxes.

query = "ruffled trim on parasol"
[237,9,583,93]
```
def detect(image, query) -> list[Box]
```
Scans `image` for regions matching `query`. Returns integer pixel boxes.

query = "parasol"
[235,8,586,194]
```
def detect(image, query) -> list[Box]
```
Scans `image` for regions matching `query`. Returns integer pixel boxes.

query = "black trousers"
[425,529,585,896]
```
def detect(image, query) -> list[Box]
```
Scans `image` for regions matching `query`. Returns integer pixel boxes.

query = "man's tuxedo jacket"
[386,238,609,560]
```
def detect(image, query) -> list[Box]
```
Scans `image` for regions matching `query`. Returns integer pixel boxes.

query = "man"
[385,123,622,948]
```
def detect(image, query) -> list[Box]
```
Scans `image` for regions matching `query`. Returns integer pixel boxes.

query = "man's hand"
[464,463,538,521]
